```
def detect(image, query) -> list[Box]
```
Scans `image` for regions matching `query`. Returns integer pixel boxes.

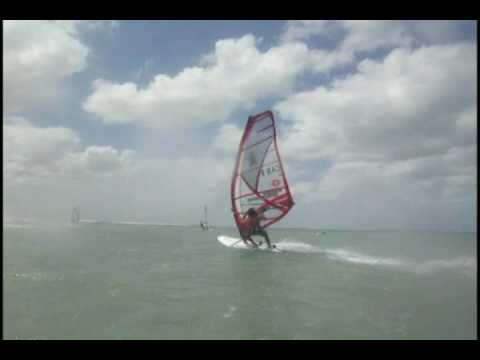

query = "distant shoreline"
[3,220,475,235]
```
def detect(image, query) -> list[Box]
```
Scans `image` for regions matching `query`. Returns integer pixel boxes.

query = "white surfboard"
[217,235,281,252]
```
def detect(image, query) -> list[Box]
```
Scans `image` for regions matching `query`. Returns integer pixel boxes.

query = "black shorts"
[240,227,267,239]
[252,227,268,238]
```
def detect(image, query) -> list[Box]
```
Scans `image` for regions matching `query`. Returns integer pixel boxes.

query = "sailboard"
[230,110,294,232]
[217,235,282,253]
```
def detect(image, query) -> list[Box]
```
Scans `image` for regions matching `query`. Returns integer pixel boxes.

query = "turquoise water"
[3,223,477,339]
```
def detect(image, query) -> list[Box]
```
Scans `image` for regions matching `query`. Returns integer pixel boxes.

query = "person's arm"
[237,215,246,227]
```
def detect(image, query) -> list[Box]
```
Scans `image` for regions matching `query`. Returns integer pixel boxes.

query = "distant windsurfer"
[237,208,275,249]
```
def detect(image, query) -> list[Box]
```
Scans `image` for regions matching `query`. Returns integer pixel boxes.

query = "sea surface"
[3,222,477,339]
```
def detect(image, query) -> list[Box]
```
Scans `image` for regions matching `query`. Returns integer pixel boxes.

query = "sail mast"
[204,205,208,227]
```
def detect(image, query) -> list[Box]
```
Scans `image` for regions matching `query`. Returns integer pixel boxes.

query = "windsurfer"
[237,208,275,249]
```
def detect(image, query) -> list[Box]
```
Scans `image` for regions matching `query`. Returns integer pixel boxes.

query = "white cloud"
[275,42,476,163]
[5,146,233,225]
[83,34,313,129]
[283,20,413,50]
[273,41,476,231]
[410,20,475,45]
[339,20,414,53]
[3,20,90,113]
[52,20,119,35]
[212,124,244,154]
[281,20,475,74]
[4,117,134,186]
[281,20,414,73]
[308,48,354,73]
[81,20,119,33]
[4,116,81,181]
[84,22,473,131]
[3,116,236,225]
[82,146,134,173]
[283,20,473,48]
[51,20,81,35]
[284,152,476,231]
[281,20,334,43]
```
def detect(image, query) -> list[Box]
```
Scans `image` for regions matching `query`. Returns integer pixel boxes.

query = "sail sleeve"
[230,111,294,230]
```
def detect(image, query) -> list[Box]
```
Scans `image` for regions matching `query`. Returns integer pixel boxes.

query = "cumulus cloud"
[280,20,335,43]
[3,20,91,113]
[275,42,476,163]
[4,116,81,181]
[83,34,314,129]
[283,150,476,231]
[82,146,134,173]
[274,40,476,231]
[281,20,474,74]
[52,20,119,36]
[212,124,244,154]
[281,20,413,73]
[4,117,134,185]
[5,141,232,224]
[338,20,414,53]
[85,22,473,131]
[282,20,472,48]
[409,20,476,45]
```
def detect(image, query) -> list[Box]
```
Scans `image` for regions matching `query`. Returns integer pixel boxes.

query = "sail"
[204,205,208,227]
[71,207,80,224]
[231,111,294,229]
[200,205,209,230]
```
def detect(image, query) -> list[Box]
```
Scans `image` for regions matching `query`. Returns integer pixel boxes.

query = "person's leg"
[248,236,259,247]
[240,231,249,246]
[240,229,258,247]
[255,228,272,248]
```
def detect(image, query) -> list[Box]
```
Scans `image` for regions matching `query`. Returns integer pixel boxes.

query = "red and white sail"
[231,111,294,230]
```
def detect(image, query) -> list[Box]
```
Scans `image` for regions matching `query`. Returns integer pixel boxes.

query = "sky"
[3,20,477,232]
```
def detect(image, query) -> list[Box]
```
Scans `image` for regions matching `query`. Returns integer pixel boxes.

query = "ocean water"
[3,222,477,340]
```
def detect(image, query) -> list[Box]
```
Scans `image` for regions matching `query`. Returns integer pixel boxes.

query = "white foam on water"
[223,306,237,318]
[275,240,319,253]
[275,239,476,275]
[322,248,406,267]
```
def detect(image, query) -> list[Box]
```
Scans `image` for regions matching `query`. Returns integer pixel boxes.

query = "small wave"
[14,272,47,281]
[12,272,64,281]
[4,222,36,229]
[4,223,27,228]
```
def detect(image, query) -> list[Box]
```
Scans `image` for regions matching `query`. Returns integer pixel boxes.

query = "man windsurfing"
[237,208,275,249]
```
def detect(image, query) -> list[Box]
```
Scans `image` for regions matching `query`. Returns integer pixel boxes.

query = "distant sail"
[231,111,294,230]
[200,205,209,230]
[71,207,80,224]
